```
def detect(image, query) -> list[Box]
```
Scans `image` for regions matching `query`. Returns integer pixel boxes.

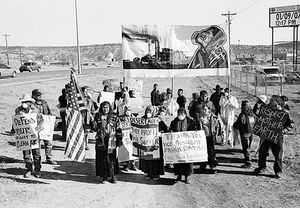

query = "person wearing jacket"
[195,104,225,174]
[93,101,123,184]
[136,106,166,180]
[15,93,44,178]
[31,89,57,165]
[234,100,255,168]
[253,95,293,179]
[253,95,267,116]
[151,84,160,106]
[189,90,215,119]
[170,108,196,184]
[219,88,239,147]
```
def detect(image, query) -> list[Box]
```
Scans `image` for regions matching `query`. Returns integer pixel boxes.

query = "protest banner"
[122,24,229,78]
[117,119,137,162]
[39,115,56,141]
[125,79,143,97]
[102,79,120,92]
[129,97,144,115]
[253,106,288,143]
[161,130,208,164]
[12,113,39,151]
[131,117,160,160]
[99,91,115,105]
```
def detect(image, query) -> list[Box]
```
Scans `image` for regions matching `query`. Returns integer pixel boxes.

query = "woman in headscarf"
[93,101,123,184]
[137,105,166,180]
[169,108,196,184]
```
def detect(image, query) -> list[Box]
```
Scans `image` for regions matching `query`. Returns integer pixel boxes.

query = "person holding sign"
[169,108,196,184]
[32,89,57,165]
[253,95,293,179]
[195,104,225,174]
[93,101,123,184]
[136,106,167,181]
[15,93,44,178]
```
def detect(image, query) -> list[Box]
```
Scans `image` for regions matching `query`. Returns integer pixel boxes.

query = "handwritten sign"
[117,119,137,162]
[125,79,143,97]
[161,130,208,164]
[99,91,115,105]
[39,115,56,141]
[131,118,160,160]
[12,113,39,151]
[253,106,288,143]
[102,79,120,92]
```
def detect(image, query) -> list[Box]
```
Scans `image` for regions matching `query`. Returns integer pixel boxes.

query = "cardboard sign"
[129,97,144,114]
[131,118,160,160]
[39,115,56,141]
[125,79,143,97]
[99,91,115,105]
[12,113,39,151]
[118,119,137,162]
[102,79,120,92]
[253,106,288,143]
[161,130,208,164]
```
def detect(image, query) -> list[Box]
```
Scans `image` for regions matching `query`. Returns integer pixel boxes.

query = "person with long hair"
[93,101,123,184]
[170,108,196,184]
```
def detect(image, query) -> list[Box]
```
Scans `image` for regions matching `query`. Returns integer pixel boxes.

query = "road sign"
[269,5,300,28]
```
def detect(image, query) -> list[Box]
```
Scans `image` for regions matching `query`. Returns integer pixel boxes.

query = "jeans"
[258,138,283,174]
[23,148,41,172]
[42,140,53,161]
[241,134,252,163]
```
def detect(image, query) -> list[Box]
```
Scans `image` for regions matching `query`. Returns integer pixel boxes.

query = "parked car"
[19,62,41,72]
[285,72,300,84]
[256,66,283,85]
[0,63,17,78]
[107,63,114,67]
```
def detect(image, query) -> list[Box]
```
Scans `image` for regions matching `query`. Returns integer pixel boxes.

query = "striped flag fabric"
[65,71,86,162]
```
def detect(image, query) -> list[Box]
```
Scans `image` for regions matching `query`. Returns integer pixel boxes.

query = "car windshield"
[24,62,35,66]
[263,68,279,74]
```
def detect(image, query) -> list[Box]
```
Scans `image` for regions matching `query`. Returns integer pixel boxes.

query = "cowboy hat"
[258,95,267,104]
[213,85,223,90]
[19,93,35,103]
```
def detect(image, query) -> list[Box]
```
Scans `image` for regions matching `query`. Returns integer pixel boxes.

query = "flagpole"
[75,0,81,74]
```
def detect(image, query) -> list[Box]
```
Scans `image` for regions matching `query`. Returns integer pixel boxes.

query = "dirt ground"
[0,68,299,208]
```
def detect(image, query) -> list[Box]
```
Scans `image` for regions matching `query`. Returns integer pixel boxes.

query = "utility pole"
[74,0,81,74]
[19,46,22,66]
[222,11,236,89]
[3,34,10,65]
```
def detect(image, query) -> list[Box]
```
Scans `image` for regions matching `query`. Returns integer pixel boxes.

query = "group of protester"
[14,81,293,183]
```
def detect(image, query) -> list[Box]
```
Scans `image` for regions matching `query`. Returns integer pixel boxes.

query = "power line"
[3,34,11,65]
[237,0,262,14]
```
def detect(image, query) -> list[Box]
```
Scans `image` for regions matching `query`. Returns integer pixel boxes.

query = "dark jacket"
[209,92,223,115]
[177,95,187,109]
[233,112,253,137]
[151,90,160,106]
[170,116,196,132]
[34,99,51,115]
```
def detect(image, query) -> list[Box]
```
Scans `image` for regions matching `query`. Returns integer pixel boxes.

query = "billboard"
[122,24,230,77]
[269,5,300,28]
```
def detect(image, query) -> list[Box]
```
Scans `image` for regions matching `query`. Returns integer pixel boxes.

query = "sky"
[0,0,299,46]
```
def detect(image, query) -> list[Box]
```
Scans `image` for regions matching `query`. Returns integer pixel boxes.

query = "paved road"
[0,67,118,86]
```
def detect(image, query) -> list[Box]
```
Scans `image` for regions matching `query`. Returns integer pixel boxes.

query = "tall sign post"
[269,5,300,70]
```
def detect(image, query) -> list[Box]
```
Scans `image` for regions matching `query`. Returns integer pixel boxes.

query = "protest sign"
[131,117,160,160]
[102,79,120,92]
[12,113,39,151]
[118,119,137,162]
[99,91,115,105]
[253,106,288,143]
[129,97,144,114]
[122,24,229,78]
[161,130,208,164]
[39,115,56,141]
[125,79,143,97]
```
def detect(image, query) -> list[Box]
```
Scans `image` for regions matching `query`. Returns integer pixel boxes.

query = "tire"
[11,71,16,78]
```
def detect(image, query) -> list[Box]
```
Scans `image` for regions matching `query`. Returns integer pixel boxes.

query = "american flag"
[65,71,86,162]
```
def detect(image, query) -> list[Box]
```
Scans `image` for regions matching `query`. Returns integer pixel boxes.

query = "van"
[256,66,283,84]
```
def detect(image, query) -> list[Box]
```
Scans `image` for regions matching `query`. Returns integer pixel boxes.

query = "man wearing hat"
[210,85,224,116]
[15,93,43,178]
[32,89,57,165]
[219,88,239,147]
[253,95,267,116]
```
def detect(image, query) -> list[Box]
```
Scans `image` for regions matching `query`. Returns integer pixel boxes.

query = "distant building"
[235,54,255,64]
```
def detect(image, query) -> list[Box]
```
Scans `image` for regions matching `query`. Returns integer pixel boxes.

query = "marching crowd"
[13,81,293,184]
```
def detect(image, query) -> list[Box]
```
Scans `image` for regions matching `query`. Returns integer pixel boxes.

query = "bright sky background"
[0,0,299,46]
